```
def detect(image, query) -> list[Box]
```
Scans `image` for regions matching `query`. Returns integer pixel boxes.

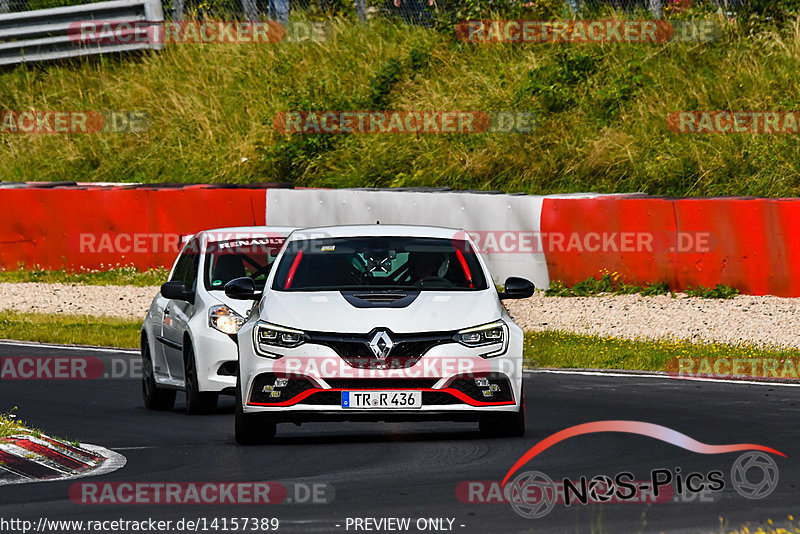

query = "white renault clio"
[226,225,535,444]
[141,226,294,414]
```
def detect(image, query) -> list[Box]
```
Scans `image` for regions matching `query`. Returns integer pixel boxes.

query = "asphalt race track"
[0,342,797,534]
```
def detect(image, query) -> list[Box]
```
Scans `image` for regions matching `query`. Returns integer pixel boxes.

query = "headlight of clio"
[455,320,508,358]
[208,305,246,335]
[253,321,305,357]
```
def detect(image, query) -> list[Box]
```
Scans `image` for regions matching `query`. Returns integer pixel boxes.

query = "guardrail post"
[354,0,366,21]
[172,0,184,21]
[649,0,662,18]
[242,0,257,21]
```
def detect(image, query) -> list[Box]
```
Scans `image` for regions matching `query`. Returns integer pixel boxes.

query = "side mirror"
[225,277,261,300]
[161,281,194,303]
[499,277,536,300]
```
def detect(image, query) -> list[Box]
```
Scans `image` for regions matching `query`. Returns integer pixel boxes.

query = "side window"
[182,252,200,291]
[169,254,190,283]
[169,238,200,290]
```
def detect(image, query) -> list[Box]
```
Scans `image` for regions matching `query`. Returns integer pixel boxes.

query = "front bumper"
[237,323,524,419]
[193,326,240,393]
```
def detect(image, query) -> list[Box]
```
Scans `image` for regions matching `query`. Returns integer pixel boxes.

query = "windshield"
[204,237,286,291]
[271,236,488,291]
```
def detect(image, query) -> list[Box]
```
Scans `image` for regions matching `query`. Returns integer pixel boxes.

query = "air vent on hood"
[352,293,408,303]
[341,291,420,308]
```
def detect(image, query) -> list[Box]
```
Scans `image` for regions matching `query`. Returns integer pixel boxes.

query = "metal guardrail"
[0,0,163,66]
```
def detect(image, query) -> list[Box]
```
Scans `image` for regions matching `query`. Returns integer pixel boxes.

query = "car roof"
[195,226,296,242]
[289,224,466,240]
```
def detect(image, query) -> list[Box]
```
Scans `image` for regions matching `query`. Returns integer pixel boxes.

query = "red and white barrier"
[1,185,799,296]
[0,184,282,271]
[542,196,800,296]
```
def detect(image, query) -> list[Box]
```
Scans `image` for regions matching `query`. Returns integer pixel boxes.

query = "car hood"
[258,290,502,334]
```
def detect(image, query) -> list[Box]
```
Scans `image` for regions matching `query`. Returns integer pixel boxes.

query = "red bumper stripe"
[248,388,515,407]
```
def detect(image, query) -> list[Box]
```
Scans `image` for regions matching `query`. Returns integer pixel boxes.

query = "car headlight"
[455,321,508,358]
[209,305,246,335]
[253,321,305,357]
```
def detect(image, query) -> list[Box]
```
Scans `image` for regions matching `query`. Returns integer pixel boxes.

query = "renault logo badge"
[369,330,394,360]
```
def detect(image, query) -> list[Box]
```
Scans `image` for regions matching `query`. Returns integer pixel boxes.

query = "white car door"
[149,292,171,381]
[160,241,200,382]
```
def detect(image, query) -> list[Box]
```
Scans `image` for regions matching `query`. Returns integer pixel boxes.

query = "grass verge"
[0,409,25,439]
[4,13,800,196]
[0,267,168,287]
[0,309,794,373]
[545,273,740,299]
[1,409,81,446]
[0,311,140,348]
[523,330,798,372]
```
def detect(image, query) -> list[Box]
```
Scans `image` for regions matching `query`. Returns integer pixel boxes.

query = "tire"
[235,378,277,445]
[480,388,525,438]
[184,343,219,414]
[141,335,176,411]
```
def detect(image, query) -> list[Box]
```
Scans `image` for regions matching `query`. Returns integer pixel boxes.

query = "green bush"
[26,0,86,9]
[684,284,740,299]
[545,275,721,298]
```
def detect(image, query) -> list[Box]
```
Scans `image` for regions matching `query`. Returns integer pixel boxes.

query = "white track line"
[2,339,796,388]
[0,339,137,354]
[526,368,800,388]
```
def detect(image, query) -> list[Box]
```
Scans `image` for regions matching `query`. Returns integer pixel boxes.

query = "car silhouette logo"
[369,331,394,360]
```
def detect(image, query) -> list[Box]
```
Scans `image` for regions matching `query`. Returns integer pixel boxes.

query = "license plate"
[342,391,422,409]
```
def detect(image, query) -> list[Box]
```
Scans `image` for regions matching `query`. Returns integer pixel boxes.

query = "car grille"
[323,378,439,389]
[301,392,342,405]
[306,330,455,369]
[422,392,463,405]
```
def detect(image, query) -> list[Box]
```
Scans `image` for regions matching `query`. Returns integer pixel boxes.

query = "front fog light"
[261,377,290,397]
[209,305,245,335]
[472,376,506,398]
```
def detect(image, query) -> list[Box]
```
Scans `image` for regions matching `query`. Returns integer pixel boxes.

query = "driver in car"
[407,252,448,285]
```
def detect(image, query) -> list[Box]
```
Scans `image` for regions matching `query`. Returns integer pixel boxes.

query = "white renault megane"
[226,225,535,444]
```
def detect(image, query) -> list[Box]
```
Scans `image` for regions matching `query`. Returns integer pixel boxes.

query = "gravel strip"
[1,283,798,349]
[0,283,158,319]
[506,292,800,349]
